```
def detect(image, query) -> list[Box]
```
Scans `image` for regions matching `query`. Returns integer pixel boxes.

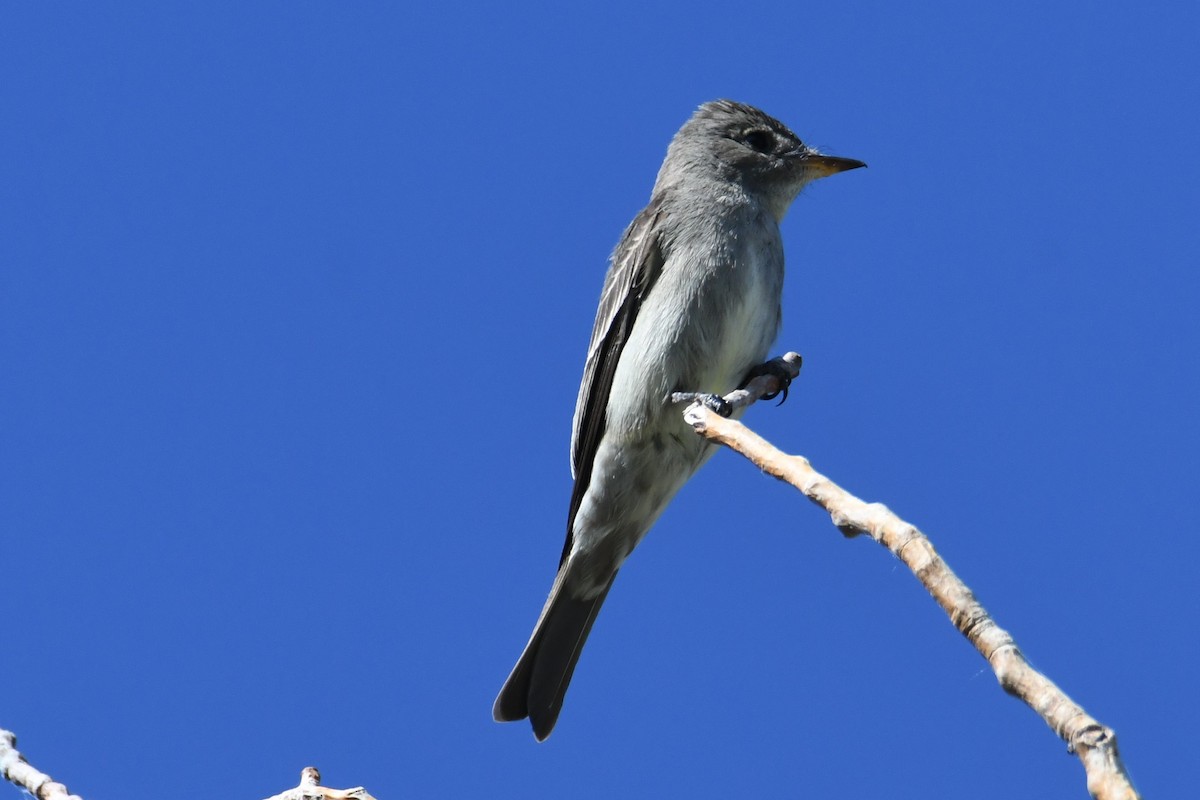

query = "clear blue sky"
[3,3,1196,798]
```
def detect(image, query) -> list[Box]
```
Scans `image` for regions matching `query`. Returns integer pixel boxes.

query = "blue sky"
[3,3,1196,798]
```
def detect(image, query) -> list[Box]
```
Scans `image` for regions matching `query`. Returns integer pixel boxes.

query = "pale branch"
[262,766,377,800]
[674,352,1140,800]
[0,736,382,800]
[0,729,83,800]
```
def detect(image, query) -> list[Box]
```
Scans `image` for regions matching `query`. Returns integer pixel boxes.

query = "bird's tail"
[493,566,616,741]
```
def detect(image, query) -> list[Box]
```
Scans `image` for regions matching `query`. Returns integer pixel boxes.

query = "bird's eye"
[742,129,775,153]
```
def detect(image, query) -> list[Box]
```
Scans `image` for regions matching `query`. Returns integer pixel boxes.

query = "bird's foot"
[670,392,733,417]
[740,355,802,405]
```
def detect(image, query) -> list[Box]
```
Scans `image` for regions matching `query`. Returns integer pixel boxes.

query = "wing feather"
[560,203,665,566]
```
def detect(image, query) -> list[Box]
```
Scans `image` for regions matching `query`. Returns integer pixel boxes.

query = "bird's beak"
[806,154,867,179]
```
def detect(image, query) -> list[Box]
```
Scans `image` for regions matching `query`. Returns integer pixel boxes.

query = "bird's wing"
[562,201,665,566]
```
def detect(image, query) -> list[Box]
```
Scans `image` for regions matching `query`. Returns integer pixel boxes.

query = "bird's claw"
[740,357,800,405]
[672,392,733,418]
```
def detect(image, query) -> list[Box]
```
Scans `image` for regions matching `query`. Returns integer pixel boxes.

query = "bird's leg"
[739,354,802,405]
[670,392,733,417]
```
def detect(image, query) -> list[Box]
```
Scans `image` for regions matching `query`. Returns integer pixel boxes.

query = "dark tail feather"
[493,571,616,741]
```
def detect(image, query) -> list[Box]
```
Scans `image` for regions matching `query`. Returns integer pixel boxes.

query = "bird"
[493,100,864,740]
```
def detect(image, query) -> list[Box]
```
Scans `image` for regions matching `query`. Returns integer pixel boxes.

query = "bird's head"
[662,99,865,221]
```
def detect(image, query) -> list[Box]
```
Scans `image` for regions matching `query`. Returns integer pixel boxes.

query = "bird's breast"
[699,245,782,390]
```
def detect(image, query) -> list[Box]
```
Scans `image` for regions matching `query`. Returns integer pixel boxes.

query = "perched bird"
[493,100,864,740]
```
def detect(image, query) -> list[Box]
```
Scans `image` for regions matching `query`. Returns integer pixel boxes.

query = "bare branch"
[262,766,378,800]
[675,352,1140,800]
[0,729,83,800]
